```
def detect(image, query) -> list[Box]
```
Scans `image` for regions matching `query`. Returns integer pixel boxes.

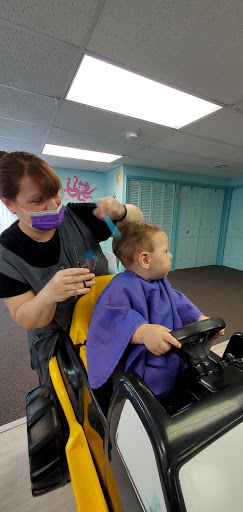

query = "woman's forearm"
[8,267,95,329]
[15,289,57,329]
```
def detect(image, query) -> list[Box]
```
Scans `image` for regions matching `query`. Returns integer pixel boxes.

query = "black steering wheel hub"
[171,317,226,377]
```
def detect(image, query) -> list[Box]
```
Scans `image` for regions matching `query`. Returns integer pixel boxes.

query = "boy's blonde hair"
[112,221,164,268]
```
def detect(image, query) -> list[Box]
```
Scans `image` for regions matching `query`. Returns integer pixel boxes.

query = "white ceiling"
[1,0,243,178]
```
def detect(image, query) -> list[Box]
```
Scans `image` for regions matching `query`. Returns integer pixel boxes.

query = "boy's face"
[148,231,173,280]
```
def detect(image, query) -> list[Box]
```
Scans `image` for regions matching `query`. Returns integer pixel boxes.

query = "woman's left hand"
[93,197,143,226]
[93,197,126,221]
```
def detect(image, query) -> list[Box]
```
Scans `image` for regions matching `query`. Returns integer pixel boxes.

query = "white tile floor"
[0,418,77,512]
[210,339,228,358]
[0,340,228,512]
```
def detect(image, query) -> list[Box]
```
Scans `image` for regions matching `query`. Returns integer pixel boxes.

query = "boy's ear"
[138,251,150,269]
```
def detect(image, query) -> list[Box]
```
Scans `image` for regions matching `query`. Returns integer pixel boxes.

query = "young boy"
[86,221,222,396]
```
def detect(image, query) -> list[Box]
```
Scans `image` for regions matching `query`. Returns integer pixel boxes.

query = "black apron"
[0,207,109,384]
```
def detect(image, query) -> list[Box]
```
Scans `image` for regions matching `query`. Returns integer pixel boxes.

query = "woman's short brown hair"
[112,221,164,268]
[0,151,61,200]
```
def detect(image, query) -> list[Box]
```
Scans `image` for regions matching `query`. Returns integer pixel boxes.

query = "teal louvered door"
[140,181,153,221]
[127,179,175,246]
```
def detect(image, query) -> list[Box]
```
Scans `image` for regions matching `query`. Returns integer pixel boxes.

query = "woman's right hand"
[4,267,96,330]
[42,268,95,304]
[131,323,181,356]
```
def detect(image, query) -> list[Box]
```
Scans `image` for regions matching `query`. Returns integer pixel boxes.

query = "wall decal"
[116,171,121,184]
[64,176,98,202]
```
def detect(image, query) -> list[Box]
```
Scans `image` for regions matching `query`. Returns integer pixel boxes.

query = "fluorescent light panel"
[42,144,122,163]
[66,55,222,129]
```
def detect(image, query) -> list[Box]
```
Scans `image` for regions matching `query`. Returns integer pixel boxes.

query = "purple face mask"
[19,202,65,231]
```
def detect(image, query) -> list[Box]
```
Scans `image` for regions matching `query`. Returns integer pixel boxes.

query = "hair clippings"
[94,200,121,239]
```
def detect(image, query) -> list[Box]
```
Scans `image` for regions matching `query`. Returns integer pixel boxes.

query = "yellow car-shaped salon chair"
[26,275,243,512]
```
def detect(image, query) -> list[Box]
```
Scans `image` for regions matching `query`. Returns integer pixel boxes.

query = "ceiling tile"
[0,86,60,124]
[218,150,243,164]
[120,156,175,171]
[47,127,103,149]
[116,156,241,178]
[136,146,210,165]
[233,99,243,111]
[0,0,100,46]
[0,2,243,177]
[46,127,147,158]
[121,157,212,176]
[0,19,81,97]
[87,0,243,104]
[178,158,243,173]
[86,162,122,172]
[0,118,49,142]
[182,108,243,148]
[54,101,175,145]
[0,136,43,154]
[42,154,98,171]
[152,132,240,158]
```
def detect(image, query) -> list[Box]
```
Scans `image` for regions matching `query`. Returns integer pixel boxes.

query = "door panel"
[223,188,243,271]
[197,188,225,266]
[175,186,225,269]
[175,187,201,269]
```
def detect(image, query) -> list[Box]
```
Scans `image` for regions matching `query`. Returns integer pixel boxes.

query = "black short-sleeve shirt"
[0,203,111,298]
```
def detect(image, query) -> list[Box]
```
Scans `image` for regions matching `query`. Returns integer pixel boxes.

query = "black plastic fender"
[26,385,70,496]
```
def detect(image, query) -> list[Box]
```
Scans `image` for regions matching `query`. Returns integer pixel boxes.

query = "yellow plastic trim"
[49,357,109,512]
[70,274,115,371]
[70,274,115,346]
[79,345,87,371]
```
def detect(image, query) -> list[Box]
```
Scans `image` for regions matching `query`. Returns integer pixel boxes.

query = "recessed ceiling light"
[42,144,122,163]
[66,55,222,129]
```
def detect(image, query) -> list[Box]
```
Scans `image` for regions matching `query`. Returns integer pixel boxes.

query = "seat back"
[70,274,115,347]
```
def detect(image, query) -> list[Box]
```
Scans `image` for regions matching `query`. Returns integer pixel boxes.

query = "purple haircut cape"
[86,271,202,395]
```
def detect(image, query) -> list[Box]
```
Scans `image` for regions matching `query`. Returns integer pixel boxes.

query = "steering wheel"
[170,317,226,374]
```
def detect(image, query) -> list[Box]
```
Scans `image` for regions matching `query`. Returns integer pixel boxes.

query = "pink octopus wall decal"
[64,177,98,202]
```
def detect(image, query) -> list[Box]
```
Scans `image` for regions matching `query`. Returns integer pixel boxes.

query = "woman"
[0,151,142,384]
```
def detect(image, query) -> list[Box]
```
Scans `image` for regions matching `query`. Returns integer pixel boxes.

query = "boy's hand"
[213,328,225,339]
[198,315,226,339]
[130,324,181,356]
